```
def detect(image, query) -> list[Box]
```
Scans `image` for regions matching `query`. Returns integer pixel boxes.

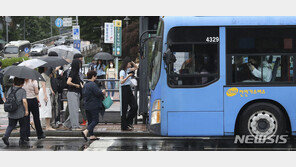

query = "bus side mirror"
[163,48,176,66]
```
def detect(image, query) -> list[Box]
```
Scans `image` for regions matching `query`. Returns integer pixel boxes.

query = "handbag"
[102,96,113,109]
[130,78,138,87]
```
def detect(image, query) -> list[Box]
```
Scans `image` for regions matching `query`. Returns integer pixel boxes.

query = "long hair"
[119,57,131,72]
[71,59,81,76]
[96,59,105,67]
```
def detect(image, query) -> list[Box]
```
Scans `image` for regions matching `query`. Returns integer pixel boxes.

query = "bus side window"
[167,26,220,87]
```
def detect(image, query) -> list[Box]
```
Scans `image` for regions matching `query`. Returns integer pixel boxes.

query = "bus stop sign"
[73,40,81,51]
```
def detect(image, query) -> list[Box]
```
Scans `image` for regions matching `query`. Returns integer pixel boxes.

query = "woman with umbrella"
[95,59,106,88]
[23,77,46,139]
[38,67,56,131]
[93,52,114,89]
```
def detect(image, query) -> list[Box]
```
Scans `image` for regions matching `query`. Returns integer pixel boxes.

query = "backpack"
[4,87,21,113]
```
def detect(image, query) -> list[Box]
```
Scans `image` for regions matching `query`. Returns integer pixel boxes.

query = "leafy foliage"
[1,56,29,68]
[1,16,59,43]
[122,21,139,61]
[78,16,139,60]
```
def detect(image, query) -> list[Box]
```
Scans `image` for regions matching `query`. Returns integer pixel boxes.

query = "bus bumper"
[148,124,161,135]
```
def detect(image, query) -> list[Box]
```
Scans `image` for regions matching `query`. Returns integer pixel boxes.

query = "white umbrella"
[18,59,47,69]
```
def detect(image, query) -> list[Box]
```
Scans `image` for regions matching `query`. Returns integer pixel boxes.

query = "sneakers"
[128,125,134,130]
[58,126,70,131]
[121,126,133,131]
[19,139,28,146]
[2,136,9,146]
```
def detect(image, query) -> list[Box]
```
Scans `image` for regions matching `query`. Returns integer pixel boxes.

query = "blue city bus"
[145,16,296,137]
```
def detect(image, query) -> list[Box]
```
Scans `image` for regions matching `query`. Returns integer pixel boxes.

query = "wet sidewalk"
[0,104,150,138]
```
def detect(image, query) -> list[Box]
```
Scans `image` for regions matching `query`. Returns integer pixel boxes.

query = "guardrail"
[58,78,122,123]
[31,32,72,45]
[81,44,98,56]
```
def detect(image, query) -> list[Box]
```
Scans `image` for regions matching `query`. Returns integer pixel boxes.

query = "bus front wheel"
[238,102,286,138]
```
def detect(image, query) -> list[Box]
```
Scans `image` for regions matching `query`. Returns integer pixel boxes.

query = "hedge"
[0,57,29,68]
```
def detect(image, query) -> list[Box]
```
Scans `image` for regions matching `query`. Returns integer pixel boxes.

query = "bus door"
[162,26,225,136]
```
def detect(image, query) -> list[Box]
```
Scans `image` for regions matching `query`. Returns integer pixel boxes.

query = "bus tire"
[237,102,286,137]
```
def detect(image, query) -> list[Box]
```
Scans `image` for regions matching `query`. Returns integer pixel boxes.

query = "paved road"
[0,137,89,151]
[86,136,296,151]
[2,136,296,151]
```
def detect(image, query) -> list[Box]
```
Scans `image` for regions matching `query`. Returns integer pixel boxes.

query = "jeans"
[24,98,44,137]
[86,109,100,136]
[4,117,26,140]
[121,85,138,130]
[107,78,115,97]
[97,75,105,89]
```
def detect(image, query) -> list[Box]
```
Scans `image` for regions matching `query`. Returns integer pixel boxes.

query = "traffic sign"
[113,20,122,57]
[72,25,80,40]
[24,47,30,53]
[73,40,81,51]
[55,18,63,28]
[63,18,72,27]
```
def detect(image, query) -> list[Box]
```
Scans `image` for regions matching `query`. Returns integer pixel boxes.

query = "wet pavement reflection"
[2,136,296,151]
[88,137,296,151]
[0,137,90,151]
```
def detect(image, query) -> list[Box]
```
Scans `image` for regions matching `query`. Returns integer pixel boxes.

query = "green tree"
[3,16,60,43]
[122,20,139,61]
[78,16,139,59]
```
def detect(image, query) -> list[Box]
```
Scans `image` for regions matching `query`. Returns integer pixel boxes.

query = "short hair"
[74,54,83,59]
[38,67,45,74]
[87,70,97,79]
[14,77,25,86]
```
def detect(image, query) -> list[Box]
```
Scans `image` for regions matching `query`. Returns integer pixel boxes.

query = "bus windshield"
[148,21,164,90]
[4,46,18,54]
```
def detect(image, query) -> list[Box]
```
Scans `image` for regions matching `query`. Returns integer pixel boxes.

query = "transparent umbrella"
[18,59,47,69]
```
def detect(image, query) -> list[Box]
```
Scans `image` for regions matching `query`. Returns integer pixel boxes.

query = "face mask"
[110,64,114,68]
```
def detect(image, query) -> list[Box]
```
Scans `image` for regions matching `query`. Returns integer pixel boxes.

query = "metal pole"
[116,57,122,118]
[76,16,78,25]
[6,20,8,43]
[50,17,53,37]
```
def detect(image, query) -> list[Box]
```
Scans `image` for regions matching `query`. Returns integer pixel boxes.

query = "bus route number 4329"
[206,37,219,43]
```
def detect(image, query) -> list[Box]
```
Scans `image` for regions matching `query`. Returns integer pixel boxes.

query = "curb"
[0,130,158,138]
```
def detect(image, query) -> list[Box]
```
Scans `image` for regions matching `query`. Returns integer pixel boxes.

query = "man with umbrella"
[1,65,45,146]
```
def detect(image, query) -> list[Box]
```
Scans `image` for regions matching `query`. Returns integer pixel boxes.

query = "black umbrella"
[94,52,114,60]
[0,66,45,81]
[39,57,69,67]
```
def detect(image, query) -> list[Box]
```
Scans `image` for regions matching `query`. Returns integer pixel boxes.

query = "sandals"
[81,131,88,141]
[30,121,35,130]
[90,137,99,140]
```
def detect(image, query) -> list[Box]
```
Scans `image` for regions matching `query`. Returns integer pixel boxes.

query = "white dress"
[39,73,52,118]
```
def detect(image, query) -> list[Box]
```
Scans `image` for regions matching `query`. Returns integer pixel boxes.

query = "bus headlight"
[151,99,161,125]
